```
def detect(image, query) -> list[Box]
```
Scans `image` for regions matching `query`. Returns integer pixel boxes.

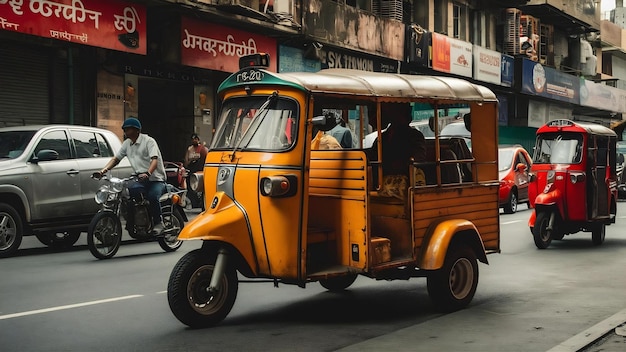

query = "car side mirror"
[31,149,59,163]
[312,112,337,132]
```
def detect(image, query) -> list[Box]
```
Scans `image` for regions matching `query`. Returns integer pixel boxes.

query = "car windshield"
[211,95,298,151]
[498,149,515,171]
[532,133,583,164]
[0,131,36,159]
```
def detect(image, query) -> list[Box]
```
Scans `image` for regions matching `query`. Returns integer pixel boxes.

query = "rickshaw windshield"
[210,95,298,151]
[533,133,583,164]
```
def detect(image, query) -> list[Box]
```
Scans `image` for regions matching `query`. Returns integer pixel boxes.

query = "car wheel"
[503,191,517,214]
[592,224,606,246]
[35,230,81,249]
[0,204,23,258]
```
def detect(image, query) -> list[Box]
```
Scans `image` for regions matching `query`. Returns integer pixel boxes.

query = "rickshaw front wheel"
[532,212,553,249]
[167,249,238,328]
[592,224,606,246]
[427,246,478,313]
[319,274,358,292]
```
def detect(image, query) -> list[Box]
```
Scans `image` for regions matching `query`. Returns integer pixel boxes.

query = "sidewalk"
[335,309,626,352]
[548,309,626,352]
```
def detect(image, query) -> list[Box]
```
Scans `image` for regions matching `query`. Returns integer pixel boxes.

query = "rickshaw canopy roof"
[219,68,498,103]
[538,119,617,137]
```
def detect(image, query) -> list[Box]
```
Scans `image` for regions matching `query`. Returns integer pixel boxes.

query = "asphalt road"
[1,205,626,351]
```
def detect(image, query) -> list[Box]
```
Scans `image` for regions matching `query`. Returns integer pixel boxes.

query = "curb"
[546,308,626,352]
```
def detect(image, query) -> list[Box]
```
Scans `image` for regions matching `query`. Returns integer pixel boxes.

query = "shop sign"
[322,47,399,73]
[580,78,626,113]
[521,58,579,104]
[431,33,472,78]
[473,46,501,85]
[501,54,514,87]
[0,0,146,54]
[181,17,277,73]
[278,45,321,73]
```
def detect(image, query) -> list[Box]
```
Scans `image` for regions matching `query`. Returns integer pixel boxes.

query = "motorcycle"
[87,174,187,259]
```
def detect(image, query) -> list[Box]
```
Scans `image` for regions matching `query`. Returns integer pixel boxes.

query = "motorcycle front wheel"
[87,212,122,259]
[158,209,184,252]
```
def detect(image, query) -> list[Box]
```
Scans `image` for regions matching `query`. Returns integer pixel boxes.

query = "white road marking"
[0,294,143,320]
[156,291,167,294]
[501,220,523,225]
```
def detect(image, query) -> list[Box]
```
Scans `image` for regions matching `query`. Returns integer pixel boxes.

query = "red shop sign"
[0,0,146,54]
[181,17,277,73]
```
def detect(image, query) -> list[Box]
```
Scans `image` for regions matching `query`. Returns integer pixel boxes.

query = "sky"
[603,0,616,12]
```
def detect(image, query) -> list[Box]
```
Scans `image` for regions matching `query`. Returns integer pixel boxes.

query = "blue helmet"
[122,117,142,130]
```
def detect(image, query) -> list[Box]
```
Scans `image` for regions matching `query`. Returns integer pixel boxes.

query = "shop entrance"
[139,78,193,163]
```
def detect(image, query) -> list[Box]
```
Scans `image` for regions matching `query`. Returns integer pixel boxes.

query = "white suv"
[0,125,132,257]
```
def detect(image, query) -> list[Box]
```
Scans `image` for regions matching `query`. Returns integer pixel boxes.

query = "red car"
[498,145,533,214]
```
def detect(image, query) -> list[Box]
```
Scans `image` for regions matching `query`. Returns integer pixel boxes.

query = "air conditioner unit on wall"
[520,15,539,62]
[503,8,521,56]
[375,0,403,21]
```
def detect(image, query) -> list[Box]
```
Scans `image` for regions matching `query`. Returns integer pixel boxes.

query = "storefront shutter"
[0,43,50,126]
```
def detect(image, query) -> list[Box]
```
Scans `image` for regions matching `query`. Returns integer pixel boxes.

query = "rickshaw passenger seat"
[441,149,462,184]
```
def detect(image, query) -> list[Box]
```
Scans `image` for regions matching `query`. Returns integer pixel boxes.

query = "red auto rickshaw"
[528,119,618,248]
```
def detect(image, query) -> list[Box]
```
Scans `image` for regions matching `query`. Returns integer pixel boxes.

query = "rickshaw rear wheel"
[592,224,606,246]
[532,211,553,249]
[319,274,358,292]
[168,249,238,328]
[427,246,478,312]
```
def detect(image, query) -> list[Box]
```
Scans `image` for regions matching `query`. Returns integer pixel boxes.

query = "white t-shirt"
[116,133,166,182]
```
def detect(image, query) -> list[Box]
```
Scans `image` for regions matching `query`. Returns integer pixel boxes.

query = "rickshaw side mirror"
[312,112,337,132]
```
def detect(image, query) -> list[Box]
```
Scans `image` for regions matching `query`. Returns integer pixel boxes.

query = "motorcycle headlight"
[110,178,124,193]
[95,188,109,204]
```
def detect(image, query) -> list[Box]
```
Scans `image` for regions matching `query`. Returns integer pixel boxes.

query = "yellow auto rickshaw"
[167,54,501,328]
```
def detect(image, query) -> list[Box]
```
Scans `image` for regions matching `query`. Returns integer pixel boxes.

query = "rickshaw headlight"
[260,175,297,197]
[570,172,585,184]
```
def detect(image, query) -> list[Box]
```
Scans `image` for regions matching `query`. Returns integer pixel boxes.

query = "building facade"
[2,0,626,158]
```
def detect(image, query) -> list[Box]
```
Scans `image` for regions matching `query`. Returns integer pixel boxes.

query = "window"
[35,131,71,160]
[212,96,299,151]
[70,130,113,158]
[452,2,467,40]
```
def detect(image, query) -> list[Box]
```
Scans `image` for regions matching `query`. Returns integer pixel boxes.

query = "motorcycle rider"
[95,117,168,235]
